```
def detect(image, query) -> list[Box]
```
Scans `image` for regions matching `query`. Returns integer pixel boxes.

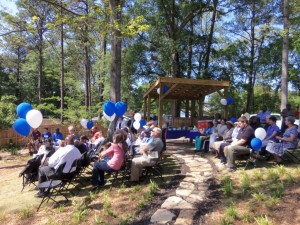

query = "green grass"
[19,207,33,219]
[254,215,274,225]
[221,176,233,197]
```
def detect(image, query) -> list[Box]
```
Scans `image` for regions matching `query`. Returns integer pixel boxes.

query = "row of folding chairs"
[36,152,91,211]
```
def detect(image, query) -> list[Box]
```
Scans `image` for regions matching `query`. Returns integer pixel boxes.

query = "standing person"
[116,116,126,130]
[91,129,128,190]
[53,128,63,146]
[266,116,298,165]
[42,128,52,141]
[27,128,42,155]
[127,112,137,134]
[256,105,271,127]
[281,103,296,132]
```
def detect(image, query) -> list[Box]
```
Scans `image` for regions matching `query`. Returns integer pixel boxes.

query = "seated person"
[262,115,280,147]
[35,135,81,197]
[200,121,214,151]
[132,127,152,155]
[34,138,55,166]
[266,116,298,165]
[53,128,63,146]
[91,130,128,190]
[90,131,105,151]
[90,126,98,139]
[213,118,228,141]
[249,116,262,131]
[130,127,163,182]
[224,116,254,172]
[27,128,42,155]
[80,135,89,151]
[211,121,234,155]
[42,128,52,141]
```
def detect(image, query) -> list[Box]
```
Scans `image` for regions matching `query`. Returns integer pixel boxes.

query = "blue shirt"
[256,111,271,124]
[42,131,52,139]
[204,127,213,135]
[53,132,63,142]
[265,124,279,141]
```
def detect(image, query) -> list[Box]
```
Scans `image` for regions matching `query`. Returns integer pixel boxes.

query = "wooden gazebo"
[143,77,230,128]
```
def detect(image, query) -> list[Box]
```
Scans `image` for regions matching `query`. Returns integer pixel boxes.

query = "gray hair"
[286,116,295,124]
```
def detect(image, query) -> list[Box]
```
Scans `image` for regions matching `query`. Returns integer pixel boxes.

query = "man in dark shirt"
[224,116,254,172]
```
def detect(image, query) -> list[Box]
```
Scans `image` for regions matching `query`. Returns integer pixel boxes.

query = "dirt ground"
[0,149,44,214]
[1,143,300,225]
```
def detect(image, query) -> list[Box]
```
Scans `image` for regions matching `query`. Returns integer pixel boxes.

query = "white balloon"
[220,98,227,105]
[134,113,142,121]
[103,111,116,122]
[255,127,267,140]
[26,109,43,128]
[133,121,140,130]
[80,118,88,128]
[157,88,160,94]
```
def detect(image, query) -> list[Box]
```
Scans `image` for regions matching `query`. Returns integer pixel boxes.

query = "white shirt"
[116,120,126,130]
[48,144,81,173]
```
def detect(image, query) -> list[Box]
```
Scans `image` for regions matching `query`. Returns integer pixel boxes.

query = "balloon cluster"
[157,85,169,94]
[220,97,234,106]
[102,101,127,122]
[80,119,94,130]
[250,128,267,151]
[13,103,43,136]
[132,113,146,130]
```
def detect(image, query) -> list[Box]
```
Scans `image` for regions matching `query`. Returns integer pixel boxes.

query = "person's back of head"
[65,135,74,145]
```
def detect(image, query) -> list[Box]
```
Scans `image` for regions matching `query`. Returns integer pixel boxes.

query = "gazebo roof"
[143,77,230,100]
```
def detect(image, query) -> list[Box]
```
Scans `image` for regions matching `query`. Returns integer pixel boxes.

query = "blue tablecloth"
[166,130,188,139]
[166,130,201,140]
[186,131,201,139]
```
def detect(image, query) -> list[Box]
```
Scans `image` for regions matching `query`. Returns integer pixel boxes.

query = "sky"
[0,0,17,15]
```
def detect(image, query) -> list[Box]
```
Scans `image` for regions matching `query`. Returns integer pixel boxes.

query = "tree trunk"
[16,47,21,102]
[108,0,122,141]
[203,0,218,79]
[246,1,256,113]
[281,0,289,111]
[60,4,65,123]
[38,28,43,104]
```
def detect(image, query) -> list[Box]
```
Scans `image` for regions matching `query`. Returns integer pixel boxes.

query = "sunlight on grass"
[254,215,274,225]
[239,171,251,193]
[221,176,233,197]
[225,207,238,219]
[19,207,33,219]
[0,211,6,222]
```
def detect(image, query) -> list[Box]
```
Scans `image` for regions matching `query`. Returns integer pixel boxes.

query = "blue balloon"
[163,85,169,93]
[87,120,94,130]
[16,102,33,119]
[115,101,127,117]
[103,101,115,116]
[230,117,237,123]
[226,97,233,105]
[251,138,262,151]
[139,119,146,128]
[13,118,31,136]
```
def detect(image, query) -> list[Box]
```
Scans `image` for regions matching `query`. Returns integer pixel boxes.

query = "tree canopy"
[0,0,299,128]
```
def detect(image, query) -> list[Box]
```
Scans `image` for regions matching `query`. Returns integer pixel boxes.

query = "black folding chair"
[19,155,42,192]
[281,138,300,164]
[36,162,67,211]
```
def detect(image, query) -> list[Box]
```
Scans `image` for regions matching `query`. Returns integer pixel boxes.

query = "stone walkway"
[150,141,215,224]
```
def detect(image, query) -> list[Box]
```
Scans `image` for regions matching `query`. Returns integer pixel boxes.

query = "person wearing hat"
[130,127,163,182]
[53,128,63,146]
[132,127,152,155]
